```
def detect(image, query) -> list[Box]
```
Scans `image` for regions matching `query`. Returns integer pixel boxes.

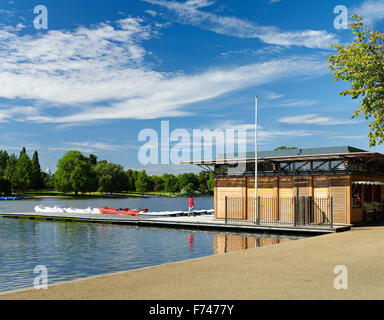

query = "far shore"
[6,191,213,200]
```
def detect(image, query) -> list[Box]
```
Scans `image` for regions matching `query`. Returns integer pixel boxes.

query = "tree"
[274,146,297,151]
[88,154,98,166]
[0,178,11,195]
[151,175,164,192]
[135,170,150,193]
[0,150,9,176]
[207,172,214,191]
[198,171,210,193]
[177,173,198,193]
[328,15,384,146]
[126,169,138,191]
[162,174,180,193]
[55,150,96,195]
[4,154,17,193]
[15,147,32,193]
[43,172,55,190]
[30,151,43,190]
[95,162,128,194]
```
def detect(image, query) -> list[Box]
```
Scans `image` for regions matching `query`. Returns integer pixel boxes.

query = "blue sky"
[0,0,384,174]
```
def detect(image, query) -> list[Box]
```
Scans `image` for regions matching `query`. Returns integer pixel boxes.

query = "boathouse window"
[294,161,310,171]
[246,162,255,173]
[359,162,368,173]
[261,162,273,172]
[280,162,291,171]
[312,161,329,170]
[352,184,362,207]
[330,160,345,170]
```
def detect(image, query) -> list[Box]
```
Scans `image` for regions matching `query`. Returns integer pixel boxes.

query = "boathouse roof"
[183,146,383,165]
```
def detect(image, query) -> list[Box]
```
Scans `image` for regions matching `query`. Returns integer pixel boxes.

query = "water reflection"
[189,233,194,248]
[0,213,303,293]
[213,234,293,255]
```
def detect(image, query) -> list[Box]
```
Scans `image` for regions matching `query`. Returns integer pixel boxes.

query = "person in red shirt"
[188,195,194,216]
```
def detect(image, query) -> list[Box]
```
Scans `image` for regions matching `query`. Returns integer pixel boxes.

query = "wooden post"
[330,196,334,228]
[301,196,306,225]
[255,96,258,224]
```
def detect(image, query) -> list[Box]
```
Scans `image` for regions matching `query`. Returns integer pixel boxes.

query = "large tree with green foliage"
[55,150,96,195]
[30,151,43,190]
[162,173,180,193]
[0,150,9,176]
[4,154,17,193]
[328,15,384,146]
[135,169,151,193]
[177,173,198,192]
[126,169,139,191]
[15,147,32,193]
[95,162,128,194]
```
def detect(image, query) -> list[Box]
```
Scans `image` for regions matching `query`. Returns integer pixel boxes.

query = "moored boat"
[99,206,148,216]
[34,206,65,214]
[0,196,22,200]
[64,207,101,214]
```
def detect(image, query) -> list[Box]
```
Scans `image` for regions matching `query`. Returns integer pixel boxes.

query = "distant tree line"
[0,147,44,195]
[0,148,214,195]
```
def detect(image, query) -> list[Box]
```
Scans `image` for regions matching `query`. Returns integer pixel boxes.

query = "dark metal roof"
[217,146,367,160]
[181,146,382,165]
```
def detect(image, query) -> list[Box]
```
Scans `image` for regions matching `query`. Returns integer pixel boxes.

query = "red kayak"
[99,206,148,216]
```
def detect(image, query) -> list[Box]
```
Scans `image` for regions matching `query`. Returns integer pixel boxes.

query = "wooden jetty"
[0,210,350,234]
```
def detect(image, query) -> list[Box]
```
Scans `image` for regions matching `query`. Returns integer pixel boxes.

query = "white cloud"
[145,9,158,16]
[0,15,329,124]
[270,99,319,108]
[206,120,317,145]
[353,0,384,27]
[143,0,338,48]
[278,114,359,125]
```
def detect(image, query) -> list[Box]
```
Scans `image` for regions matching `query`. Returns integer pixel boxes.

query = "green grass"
[18,190,212,198]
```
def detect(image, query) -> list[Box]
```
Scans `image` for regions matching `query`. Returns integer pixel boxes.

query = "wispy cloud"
[352,0,384,27]
[278,114,359,125]
[207,120,317,144]
[0,13,329,125]
[269,98,319,108]
[143,0,338,48]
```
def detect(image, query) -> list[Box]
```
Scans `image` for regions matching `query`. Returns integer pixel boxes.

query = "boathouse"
[187,146,384,226]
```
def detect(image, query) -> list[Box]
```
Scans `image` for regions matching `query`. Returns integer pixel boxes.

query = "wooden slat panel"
[216,187,244,219]
[330,185,347,224]
[279,188,294,222]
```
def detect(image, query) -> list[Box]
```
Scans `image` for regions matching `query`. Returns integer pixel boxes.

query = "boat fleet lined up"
[34,206,214,217]
[34,206,101,214]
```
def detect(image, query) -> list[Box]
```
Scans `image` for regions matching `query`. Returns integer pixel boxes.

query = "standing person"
[188,195,194,216]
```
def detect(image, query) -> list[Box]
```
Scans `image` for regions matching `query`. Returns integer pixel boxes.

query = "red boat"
[99,206,148,216]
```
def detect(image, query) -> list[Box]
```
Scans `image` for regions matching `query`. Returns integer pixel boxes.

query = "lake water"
[0,197,304,293]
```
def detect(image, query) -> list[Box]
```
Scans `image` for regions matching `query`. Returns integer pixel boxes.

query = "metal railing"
[223,196,334,229]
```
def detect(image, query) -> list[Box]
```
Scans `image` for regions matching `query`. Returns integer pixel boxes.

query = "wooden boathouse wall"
[214,175,353,225]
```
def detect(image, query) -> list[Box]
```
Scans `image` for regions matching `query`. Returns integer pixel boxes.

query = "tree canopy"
[55,150,96,195]
[95,162,128,194]
[0,147,214,195]
[328,15,384,146]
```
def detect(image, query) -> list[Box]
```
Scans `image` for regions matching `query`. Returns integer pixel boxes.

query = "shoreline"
[12,193,213,200]
[1,223,384,300]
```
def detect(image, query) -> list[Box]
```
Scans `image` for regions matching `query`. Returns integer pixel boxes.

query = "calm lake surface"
[0,197,304,293]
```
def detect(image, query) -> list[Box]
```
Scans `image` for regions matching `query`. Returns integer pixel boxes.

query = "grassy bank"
[18,190,213,199]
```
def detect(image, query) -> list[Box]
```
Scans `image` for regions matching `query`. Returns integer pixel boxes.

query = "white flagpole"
[255,96,258,224]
